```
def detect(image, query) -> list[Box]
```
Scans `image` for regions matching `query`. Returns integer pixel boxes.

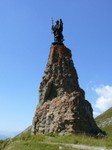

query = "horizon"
[0,0,112,137]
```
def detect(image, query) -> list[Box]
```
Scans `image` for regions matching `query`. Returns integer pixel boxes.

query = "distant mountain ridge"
[16,126,32,137]
[0,134,7,140]
[0,131,20,139]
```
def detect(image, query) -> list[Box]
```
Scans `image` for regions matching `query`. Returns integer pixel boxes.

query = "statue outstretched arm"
[59,19,63,31]
[60,19,63,24]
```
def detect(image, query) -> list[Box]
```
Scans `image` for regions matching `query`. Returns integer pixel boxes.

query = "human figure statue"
[51,19,64,44]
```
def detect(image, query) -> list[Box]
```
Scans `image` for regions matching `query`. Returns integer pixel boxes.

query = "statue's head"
[56,20,59,24]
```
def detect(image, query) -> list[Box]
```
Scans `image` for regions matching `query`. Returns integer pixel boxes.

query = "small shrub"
[0,139,10,149]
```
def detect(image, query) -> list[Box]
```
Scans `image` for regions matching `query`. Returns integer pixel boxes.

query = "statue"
[51,19,64,45]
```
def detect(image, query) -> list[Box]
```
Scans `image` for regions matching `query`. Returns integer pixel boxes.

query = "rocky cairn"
[32,44,105,136]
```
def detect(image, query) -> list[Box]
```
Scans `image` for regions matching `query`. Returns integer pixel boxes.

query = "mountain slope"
[16,126,31,137]
[95,107,112,128]
[0,134,7,140]
[2,133,112,150]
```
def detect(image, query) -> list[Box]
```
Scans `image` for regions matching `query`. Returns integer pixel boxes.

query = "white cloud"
[93,111,100,118]
[94,85,112,112]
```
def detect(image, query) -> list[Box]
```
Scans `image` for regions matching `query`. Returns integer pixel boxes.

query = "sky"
[0,0,112,137]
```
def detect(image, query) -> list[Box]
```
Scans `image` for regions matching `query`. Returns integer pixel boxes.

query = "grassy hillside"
[0,131,112,150]
[95,107,112,149]
[96,107,112,123]
[95,107,112,130]
[1,107,112,150]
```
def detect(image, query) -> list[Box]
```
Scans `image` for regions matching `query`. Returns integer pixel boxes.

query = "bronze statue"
[51,19,64,44]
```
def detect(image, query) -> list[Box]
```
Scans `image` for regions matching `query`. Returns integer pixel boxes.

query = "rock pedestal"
[32,44,105,136]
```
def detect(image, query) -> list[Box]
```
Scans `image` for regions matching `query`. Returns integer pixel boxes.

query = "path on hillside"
[41,141,112,150]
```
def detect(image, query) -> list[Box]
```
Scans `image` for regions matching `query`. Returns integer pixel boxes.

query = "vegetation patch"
[0,129,111,150]
[96,107,112,125]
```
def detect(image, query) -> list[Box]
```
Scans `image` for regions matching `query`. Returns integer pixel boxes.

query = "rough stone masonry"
[32,44,105,136]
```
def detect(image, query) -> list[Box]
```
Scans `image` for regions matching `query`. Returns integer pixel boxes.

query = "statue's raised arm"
[51,19,64,45]
[59,19,63,32]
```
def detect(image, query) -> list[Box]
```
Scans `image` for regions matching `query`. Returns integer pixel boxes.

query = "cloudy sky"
[0,0,112,137]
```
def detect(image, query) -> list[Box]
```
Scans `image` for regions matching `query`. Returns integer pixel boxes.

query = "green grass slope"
[96,107,112,124]
[0,132,112,150]
[95,107,112,146]
[95,107,112,129]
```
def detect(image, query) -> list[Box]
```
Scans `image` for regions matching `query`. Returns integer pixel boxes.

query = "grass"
[0,136,79,150]
[0,138,11,150]
[4,141,59,150]
[0,128,112,150]
[95,107,112,124]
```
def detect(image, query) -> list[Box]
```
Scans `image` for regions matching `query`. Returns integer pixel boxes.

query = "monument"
[51,19,64,45]
[32,19,105,136]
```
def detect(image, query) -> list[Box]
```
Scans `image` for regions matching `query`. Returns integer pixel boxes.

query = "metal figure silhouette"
[51,19,64,44]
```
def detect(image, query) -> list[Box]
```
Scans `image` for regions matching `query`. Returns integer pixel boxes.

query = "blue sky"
[0,0,112,136]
